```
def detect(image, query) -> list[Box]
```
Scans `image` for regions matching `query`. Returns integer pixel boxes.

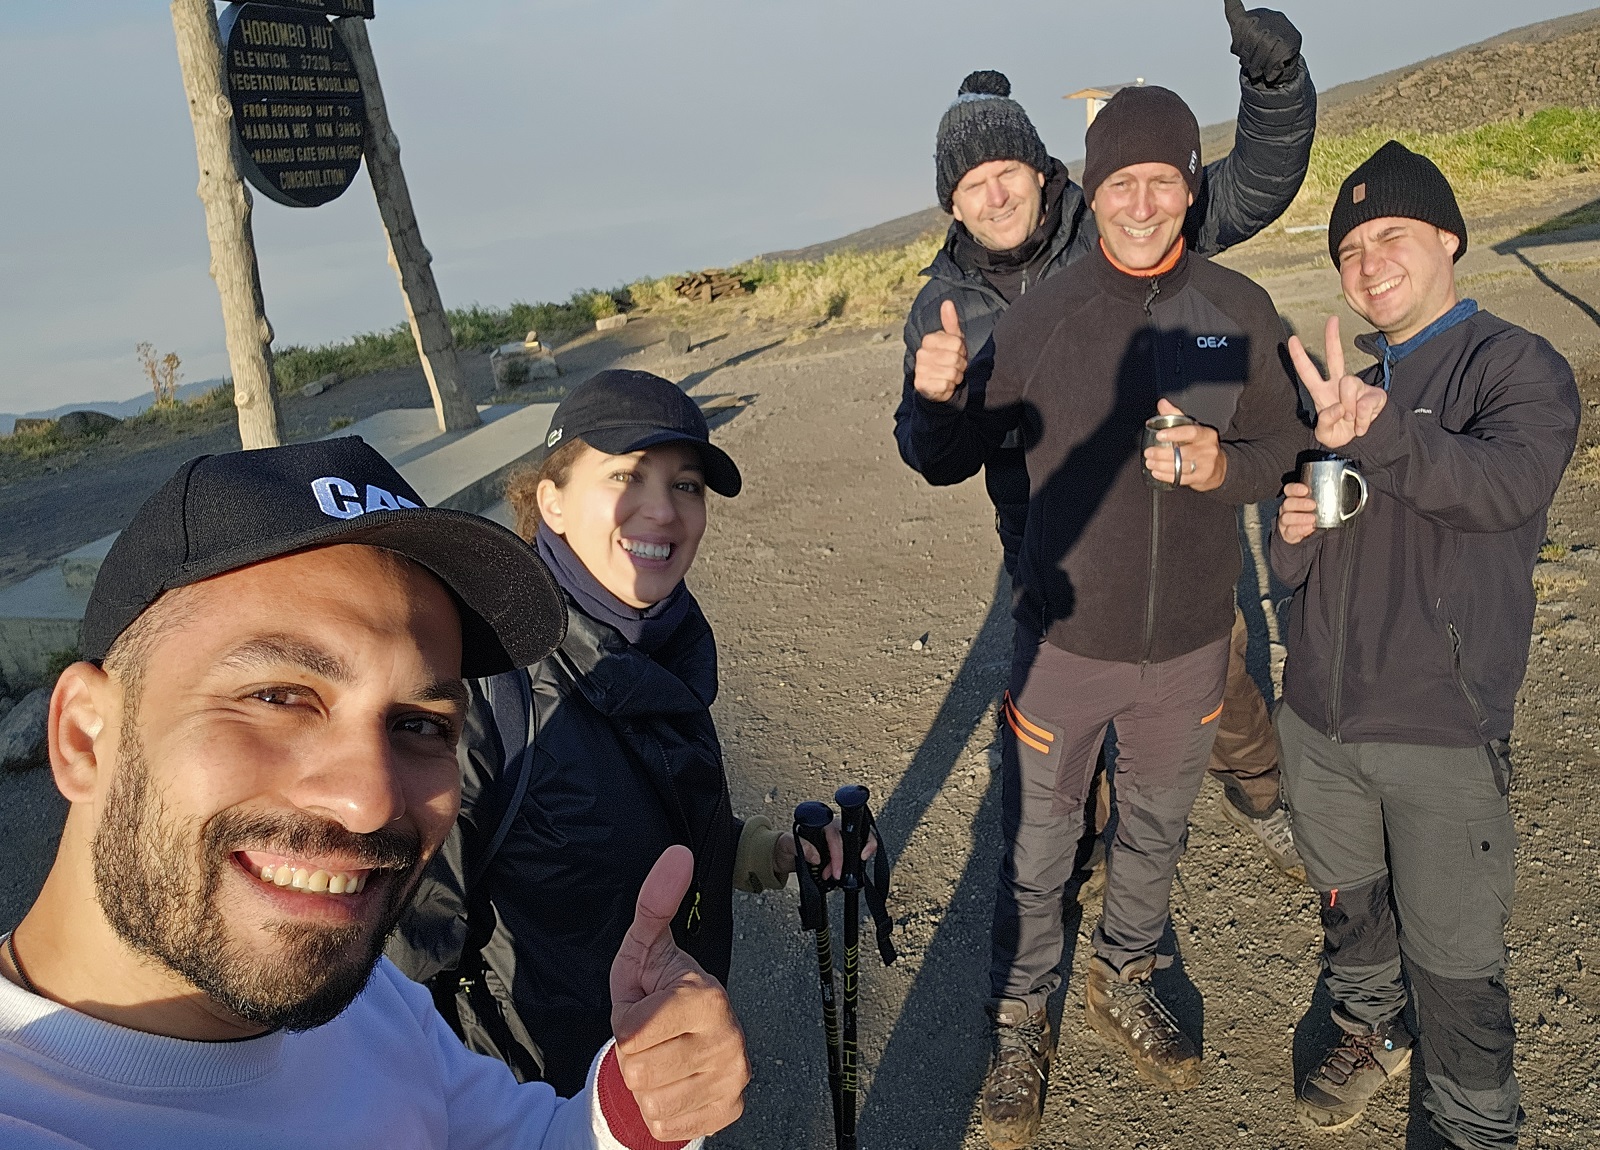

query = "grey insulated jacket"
[893,62,1318,560]
[1272,309,1581,746]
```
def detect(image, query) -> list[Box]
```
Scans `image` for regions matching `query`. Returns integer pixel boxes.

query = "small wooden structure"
[1064,78,1146,127]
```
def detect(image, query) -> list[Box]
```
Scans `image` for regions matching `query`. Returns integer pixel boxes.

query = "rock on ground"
[0,686,49,772]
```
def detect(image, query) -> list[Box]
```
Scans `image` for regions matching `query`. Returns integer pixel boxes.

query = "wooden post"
[335,17,480,432]
[170,0,284,449]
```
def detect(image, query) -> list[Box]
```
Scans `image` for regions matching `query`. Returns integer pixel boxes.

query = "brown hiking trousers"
[1088,606,1282,833]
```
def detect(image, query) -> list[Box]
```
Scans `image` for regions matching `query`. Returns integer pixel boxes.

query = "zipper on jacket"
[1447,622,1488,730]
[1142,489,1161,663]
[1325,517,1362,741]
[1143,277,1162,315]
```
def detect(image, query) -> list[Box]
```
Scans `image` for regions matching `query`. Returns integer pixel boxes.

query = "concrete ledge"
[0,402,556,687]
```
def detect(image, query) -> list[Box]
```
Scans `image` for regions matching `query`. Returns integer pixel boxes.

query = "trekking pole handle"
[794,801,835,877]
[834,785,869,892]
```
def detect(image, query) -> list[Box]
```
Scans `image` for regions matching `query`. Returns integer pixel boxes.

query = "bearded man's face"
[86,546,466,1030]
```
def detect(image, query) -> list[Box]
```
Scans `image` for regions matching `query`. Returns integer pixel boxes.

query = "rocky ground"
[1318,13,1600,136]
[3,212,1599,1145]
[6,78,1600,1150]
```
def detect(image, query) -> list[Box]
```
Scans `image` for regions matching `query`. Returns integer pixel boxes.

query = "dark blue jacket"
[1273,310,1581,746]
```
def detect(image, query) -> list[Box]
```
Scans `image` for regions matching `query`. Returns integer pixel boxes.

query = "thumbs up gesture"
[1286,315,1388,450]
[1223,0,1302,87]
[609,845,750,1142]
[913,299,969,403]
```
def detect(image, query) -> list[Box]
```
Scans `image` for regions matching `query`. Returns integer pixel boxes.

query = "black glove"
[1224,0,1302,87]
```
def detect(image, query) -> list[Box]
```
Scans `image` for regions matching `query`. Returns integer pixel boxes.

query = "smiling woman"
[391,369,843,1094]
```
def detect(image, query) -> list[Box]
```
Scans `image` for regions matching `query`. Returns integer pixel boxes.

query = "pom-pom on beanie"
[935,70,1050,212]
[1080,85,1202,205]
[1327,140,1467,264]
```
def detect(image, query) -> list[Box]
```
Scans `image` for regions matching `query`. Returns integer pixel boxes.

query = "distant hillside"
[770,6,1600,263]
[1,379,226,437]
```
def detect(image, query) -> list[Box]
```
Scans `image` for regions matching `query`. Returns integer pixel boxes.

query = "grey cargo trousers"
[990,626,1229,1011]
[1277,703,1521,1150]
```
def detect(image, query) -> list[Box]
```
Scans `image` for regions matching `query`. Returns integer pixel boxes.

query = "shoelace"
[1316,1031,1382,1086]
[1105,978,1188,1054]
[1257,808,1300,857]
[989,1018,1049,1102]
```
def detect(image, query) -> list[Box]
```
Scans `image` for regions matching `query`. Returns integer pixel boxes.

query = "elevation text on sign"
[219,3,366,208]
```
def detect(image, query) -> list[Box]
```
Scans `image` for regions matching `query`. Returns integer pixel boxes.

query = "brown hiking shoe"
[1218,794,1308,883]
[1296,1010,1413,1131]
[1084,955,1201,1090]
[980,1000,1053,1150]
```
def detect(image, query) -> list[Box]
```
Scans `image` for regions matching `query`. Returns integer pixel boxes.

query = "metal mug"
[1142,414,1196,490]
[1301,454,1369,528]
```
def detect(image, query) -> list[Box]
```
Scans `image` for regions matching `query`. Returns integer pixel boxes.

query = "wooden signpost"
[172,0,479,448]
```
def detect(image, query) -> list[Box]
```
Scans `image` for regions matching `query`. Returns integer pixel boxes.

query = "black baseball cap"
[79,437,566,678]
[543,369,742,496]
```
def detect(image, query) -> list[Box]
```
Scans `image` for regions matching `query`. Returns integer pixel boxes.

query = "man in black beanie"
[1273,142,1580,1148]
[906,82,1306,1145]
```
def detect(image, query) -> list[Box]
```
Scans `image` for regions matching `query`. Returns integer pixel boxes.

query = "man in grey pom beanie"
[1271,141,1579,1150]
[894,13,1319,1141]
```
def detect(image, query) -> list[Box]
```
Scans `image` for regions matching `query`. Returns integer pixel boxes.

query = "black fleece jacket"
[1272,310,1580,746]
[907,243,1306,662]
[894,61,1317,560]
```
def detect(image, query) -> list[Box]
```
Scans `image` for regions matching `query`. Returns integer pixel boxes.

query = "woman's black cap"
[542,369,742,497]
[79,437,567,678]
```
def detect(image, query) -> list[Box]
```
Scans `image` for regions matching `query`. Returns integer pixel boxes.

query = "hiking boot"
[1218,794,1307,882]
[1084,954,1201,1090]
[1073,837,1106,902]
[980,1000,1053,1150]
[1296,1010,1414,1132]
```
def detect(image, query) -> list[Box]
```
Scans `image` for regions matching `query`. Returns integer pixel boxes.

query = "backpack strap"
[470,669,538,886]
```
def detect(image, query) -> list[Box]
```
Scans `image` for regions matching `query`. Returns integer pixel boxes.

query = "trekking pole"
[834,785,870,1150]
[793,801,843,1147]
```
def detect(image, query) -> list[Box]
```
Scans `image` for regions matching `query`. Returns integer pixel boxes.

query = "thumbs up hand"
[609,845,750,1142]
[913,299,969,404]
[1223,0,1302,87]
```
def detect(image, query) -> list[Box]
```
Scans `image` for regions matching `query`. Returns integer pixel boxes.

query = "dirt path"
[2,248,1597,1148]
[682,318,1599,1148]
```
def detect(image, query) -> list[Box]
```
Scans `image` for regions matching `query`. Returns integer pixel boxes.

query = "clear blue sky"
[1,0,1595,411]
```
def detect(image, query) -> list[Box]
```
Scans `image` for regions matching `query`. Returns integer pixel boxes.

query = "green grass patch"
[274,292,626,391]
[1286,107,1600,226]
[1524,198,1600,237]
[626,234,944,328]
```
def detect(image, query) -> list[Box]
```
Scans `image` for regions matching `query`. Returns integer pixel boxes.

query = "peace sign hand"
[1286,315,1387,450]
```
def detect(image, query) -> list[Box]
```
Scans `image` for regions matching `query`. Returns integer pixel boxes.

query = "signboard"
[219,3,366,208]
[235,0,376,18]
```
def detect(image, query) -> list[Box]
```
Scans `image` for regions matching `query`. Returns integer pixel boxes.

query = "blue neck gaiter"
[1376,297,1478,391]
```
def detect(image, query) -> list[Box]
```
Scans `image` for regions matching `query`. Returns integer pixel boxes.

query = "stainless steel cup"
[1301,454,1369,528]
[1142,414,1197,490]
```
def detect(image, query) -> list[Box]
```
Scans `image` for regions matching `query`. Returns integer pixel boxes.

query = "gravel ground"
[2,237,1597,1150]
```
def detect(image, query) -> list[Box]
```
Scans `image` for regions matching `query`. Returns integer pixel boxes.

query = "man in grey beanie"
[1273,141,1579,1149]
[893,13,1316,1134]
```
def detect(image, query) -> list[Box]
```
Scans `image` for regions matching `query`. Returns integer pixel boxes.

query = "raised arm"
[1186,1,1317,256]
